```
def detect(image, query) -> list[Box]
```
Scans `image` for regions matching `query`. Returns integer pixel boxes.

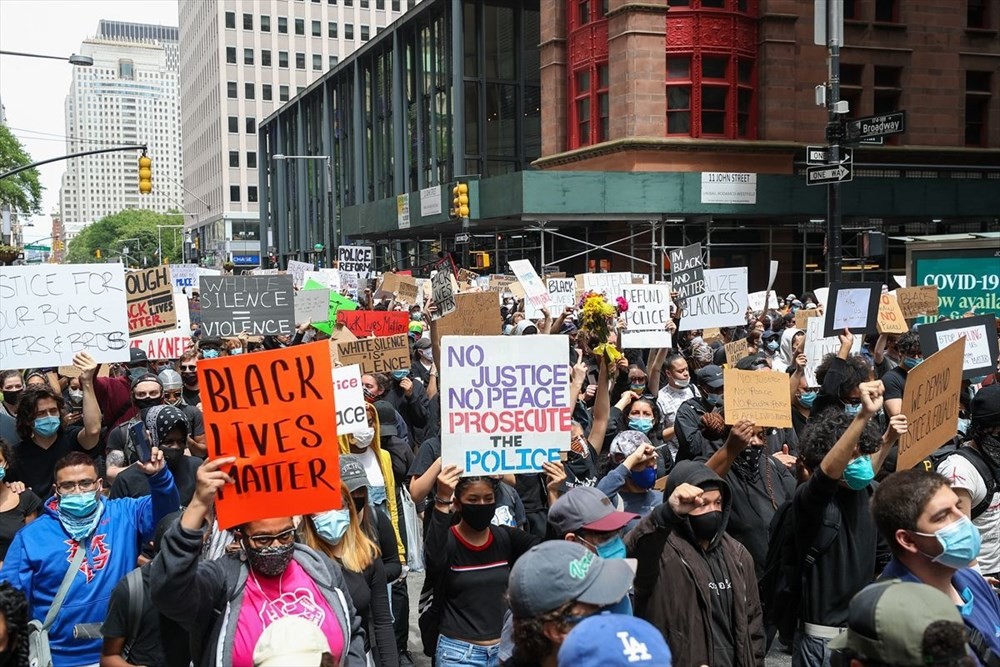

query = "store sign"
[700,172,757,204]
[232,255,260,266]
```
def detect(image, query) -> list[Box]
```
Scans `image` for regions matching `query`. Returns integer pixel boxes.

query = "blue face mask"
[0,467,6,482]
[902,357,923,370]
[59,491,100,518]
[629,466,657,490]
[201,349,220,359]
[313,508,351,545]
[629,383,646,394]
[34,416,61,437]
[391,370,409,381]
[799,391,817,408]
[705,393,723,407]
[970,375,987,385]
[914,515,982,570]
[958,418,971,437]
[628,417,654,433]
[843,402,862,417]
[595,535,627,560]
[843,455,875,490]
[766,341,779,352]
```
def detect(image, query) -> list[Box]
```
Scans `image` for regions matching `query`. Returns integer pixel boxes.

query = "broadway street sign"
[806,163,853,186]
[847,111,906,141]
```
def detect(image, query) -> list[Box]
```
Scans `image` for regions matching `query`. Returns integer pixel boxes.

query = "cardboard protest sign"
[126,266,176,336]
[286,260,313,288]
[294,287,331,325]
[130,297,194,360]
[327,323,357,366]
[169,264,201,293]
[441,335,572,475]
[620,285,672,349]
[724,338,751,366]
[876,293,908,335]
[669,243,706,300]
[804,312,862,386]
[303,269,341,291]
[198,341,340,530]
[376,272,401,299]
[333,364,369,436]
[580,272,632,298]
[823,283,881,337]
[0,263,131,369]
[336,333,410,375]
[431,270,457,319]
[199,275,296,337]
[747,290,778,314]
[897,286,939,319]
[897,337,966,470]
[336,310,409,338]
[918,314,999,380]
[338,245,373,277]
[396,277,421,305]
[795,308,820,329]
[509,260,551,310]
[723,368,792,428]
[679,267,748,331]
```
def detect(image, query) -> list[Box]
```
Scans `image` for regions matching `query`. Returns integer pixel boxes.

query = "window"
[702,0,725,7]
[227,81,238,98]
[246,117,257,134]
[261,14,271,31]
[296,52,306,69]
[225,11,236,28]
[245,82,255,99]
[226,47,237,64]
[701,56,728,135]
[230,186,241,202]
[361,25,370,40]
[737,58,754,137]
[280,85,290,101]
[228,116,239,133]
[666,56,692,135]
[279,51,289,67]
[345,23,354,39]
[262,49,272,66]
[843,0,858,20]
[295,18,305,35]
[966,71,992,146]
[262,84,272,100]
[248,187,259,203]
[312,20,321,36]
[875,0,898,22]
[968,0,988,28]
[345,0,353,5]
[229,151,240,167]
[330,55,339,68]
[392,0,400,10]
[329,22,338,38]
[244,48,254,65]
[243,13,253,30]
[377,0,385,8]
[873,66,902,115]
[840,63,864,118]
[361,0,369,6]
[574,70,591,146]
[313,54,322,70]
[278,16,288,33]
[247,152,258,168]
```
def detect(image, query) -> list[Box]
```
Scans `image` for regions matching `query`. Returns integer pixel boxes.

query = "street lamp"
[0,50,94,66]
[273,154,335,267]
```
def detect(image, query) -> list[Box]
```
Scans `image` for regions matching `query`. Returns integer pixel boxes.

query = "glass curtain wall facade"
[260,0,541,267]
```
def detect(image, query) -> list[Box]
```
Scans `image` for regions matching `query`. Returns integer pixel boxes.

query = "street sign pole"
[826,0,844,283]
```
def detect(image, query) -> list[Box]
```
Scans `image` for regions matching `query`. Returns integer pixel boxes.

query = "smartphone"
[129,421,153,464]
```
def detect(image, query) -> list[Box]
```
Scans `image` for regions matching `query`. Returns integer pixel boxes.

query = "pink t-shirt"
[231,560,346,667]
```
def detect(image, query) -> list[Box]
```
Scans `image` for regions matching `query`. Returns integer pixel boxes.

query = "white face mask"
[419,348,433,361]
[353,427,375,449]
[672,377,690,389]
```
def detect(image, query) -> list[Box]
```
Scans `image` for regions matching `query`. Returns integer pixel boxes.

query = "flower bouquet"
[578,290,624,366]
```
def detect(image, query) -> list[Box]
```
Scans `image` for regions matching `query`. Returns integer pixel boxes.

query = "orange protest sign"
[198,341,341,530]
[897,337,965,471]
[876,293,908,335]
[723,368,792,428]
[336,310,409,337]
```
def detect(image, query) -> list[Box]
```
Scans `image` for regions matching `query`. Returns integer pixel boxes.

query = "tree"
[0,124,44,216]
[65,209,185,265]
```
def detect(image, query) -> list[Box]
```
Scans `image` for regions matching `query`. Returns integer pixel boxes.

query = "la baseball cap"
[507,541,633,619]
[828,580,965,666]
[548,487,637,536]
[557,614,672,667]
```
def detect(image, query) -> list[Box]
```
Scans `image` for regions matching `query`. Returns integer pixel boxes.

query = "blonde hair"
[301,481,381,573]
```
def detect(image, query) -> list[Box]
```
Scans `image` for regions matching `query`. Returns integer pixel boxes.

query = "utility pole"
[824,0,844,283]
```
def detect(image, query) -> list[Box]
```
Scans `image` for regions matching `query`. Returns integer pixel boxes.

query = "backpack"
[924,445,996,520]
[121,568,145,662]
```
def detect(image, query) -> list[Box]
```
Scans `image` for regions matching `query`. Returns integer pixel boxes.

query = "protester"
[650,352,699,463]
[0,581,29,666]
[110,405,200,506]
[674,364,727,461]
[597,431,660,528]
[0,441,40,565]
[881,331,921,418]
[178,350,201,406]
[158,367,207,455]
[557,614,672,667]
[548,486,637,557]
[105,372,166,481]
[0,372,22,446]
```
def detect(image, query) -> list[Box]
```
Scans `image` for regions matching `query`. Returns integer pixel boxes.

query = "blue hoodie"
[0,468,178,667]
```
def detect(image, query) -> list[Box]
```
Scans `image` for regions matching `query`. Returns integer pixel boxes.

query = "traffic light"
[138,152,152,194]
[95,248,102,259]
[473,251,491,269]
[451,182,470,219]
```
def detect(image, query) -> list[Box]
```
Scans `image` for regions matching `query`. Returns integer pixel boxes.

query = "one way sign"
[806,163,853,186]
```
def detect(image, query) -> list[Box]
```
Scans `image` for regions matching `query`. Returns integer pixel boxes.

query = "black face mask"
[245,542,295,577]
[353,495,367,514]
[161,447,185,468]
[732,446,763,482]
[2,389,21,407]
[180,372,197,386]
[460,502,496,532]
[689,510,723,543]
[134,397,162,411]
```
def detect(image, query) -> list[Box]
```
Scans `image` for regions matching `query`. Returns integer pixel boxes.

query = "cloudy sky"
[0,0,178,242]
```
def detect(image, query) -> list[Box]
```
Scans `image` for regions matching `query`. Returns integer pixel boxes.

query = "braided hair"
[0,581,29,666]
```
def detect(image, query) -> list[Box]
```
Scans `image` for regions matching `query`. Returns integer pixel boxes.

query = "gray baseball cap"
[340,454,370,492]
[548,487,637,536]
[508,541,634,619]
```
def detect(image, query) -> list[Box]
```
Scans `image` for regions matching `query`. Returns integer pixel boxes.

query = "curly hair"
[896,331,922,357]
[0,439,14,469]
[15,386,63,445]
[871,470,950,557]
[0,581,29,664]
[510,601,575,664]
[798,409,883,472]
[814,353,872,398]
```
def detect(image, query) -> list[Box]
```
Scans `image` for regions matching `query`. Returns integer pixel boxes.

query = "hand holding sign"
[189,457,236,512]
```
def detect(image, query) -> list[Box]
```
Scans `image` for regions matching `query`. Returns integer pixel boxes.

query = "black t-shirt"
[725,457,796,578]
[706,547,736,667]
[109,456,199,507]
[182,386,200,406]
[100,567,168,667]
[0,490,42,561]
[881,367,907,402]
[11,426,85,499]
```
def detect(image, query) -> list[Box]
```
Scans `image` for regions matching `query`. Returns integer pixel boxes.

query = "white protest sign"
[767,260,779,291]
[548,278,577,311]
[920,315,999,380]
[130,297,193,360]
[582,272,632,298]
[509,260,552,310]
[333,364,369,435]
[804,312,863,386]
[679,267,749,331]
[338,245,373,278]
[747,290,778,313]
[0,264,131,368]
[286,260,313,288]
[304,269,341,291]
[620,284,672,349]
[814,287,830,308]
[441,335,572,475]
[295,287,332,324]
[169,264,201,293]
